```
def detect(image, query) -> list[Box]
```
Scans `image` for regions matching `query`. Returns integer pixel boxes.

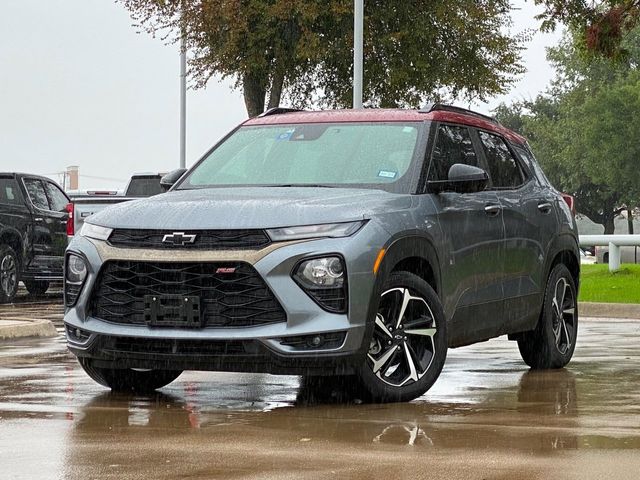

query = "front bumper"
[64,227,384,375]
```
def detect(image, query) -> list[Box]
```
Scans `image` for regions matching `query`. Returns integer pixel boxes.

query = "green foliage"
[534,0,640,59]
[579,264,640,304]
[120,0,526,116]
[494,28,640,233]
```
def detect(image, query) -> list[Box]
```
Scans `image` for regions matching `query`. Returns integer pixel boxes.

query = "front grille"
[107,229,271,250]
[101,336,252,357]
[91,261,286,327]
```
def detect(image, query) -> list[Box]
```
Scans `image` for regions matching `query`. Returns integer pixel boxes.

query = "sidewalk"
[0,289,62,341]
[579,302,640,320]
[0,317,58,341]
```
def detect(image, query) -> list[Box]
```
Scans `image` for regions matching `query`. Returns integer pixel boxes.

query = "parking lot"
[1,294,639,479]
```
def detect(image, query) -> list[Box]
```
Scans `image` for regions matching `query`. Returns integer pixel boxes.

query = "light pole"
[353,0,363,109]
[179,33,187,169]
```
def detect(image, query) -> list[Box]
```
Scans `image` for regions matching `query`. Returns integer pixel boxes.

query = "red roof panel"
[243,109,527,145]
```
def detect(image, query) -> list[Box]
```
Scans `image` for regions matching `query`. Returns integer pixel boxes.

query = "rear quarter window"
[513,145,551,187]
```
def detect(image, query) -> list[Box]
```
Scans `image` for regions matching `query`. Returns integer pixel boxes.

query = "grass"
[579,264,640,304]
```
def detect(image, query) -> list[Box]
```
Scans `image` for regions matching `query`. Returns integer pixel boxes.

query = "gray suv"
[64,105,580,402]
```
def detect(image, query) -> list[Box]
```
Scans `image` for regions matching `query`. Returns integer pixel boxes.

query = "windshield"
[178,122,422,191]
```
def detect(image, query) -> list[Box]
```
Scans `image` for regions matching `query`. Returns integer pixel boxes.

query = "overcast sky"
[1,0,561,190]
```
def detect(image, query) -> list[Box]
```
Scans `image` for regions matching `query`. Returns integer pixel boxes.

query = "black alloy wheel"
[518,263,578,369]
[0,245,19,303]
[356,271,447,403]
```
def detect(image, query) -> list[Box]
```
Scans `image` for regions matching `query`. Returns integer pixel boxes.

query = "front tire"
[78,358,182,393]
[354,271,447,403]
[24,280,50,296]
[0,245,19,303]
[518,264,578,369]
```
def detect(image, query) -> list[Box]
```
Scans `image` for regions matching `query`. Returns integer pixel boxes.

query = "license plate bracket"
[144,294,202,328]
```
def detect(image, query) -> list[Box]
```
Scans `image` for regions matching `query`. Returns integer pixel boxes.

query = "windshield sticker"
[275,131,294,141]
[378,170,398,179]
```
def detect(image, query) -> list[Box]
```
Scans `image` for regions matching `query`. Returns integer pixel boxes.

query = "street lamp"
[353,0,363,109]
[179,30,187,169]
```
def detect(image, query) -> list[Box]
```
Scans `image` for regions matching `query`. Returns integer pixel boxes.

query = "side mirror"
[427,164,488,194]
[160,168,187,191]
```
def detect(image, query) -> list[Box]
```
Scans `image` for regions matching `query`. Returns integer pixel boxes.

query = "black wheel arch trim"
[356,232,442,360]
[543,233,580,289]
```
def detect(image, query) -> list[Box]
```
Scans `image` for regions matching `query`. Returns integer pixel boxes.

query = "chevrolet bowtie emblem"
[162,232,197,246]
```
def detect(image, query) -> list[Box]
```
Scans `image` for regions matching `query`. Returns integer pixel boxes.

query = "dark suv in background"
[0,173,71,302]
[64,105,580,402]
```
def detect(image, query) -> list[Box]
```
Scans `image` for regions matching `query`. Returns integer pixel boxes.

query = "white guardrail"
[579,235,640,272]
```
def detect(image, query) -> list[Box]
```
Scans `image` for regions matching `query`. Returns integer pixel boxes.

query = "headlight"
[267,221,365,241]
[293,256,348,313]
[80,222,113,241]
[295,257,345,288]
[65,253,88,307]
[66,254,87,284]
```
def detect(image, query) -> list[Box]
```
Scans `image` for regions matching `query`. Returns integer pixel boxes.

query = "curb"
[0,318,59,341]
[579,302,640,320]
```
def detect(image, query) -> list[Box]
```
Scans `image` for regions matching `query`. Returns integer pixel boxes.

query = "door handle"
[484,204,502,216]
[34,217,43,222]
[537,202,553,214]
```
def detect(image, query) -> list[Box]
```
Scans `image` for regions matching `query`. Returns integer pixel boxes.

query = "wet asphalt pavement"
[1,295,640,479]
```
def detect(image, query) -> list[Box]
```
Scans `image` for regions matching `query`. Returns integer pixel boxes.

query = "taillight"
[65,203,75,236]
[561,193,576,216]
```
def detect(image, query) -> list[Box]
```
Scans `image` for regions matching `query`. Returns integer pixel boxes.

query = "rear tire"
[78,358,182,393]
[518,264,578,369]
[24,280,50,296]
[353,271,447,403]
[0,245,19,303]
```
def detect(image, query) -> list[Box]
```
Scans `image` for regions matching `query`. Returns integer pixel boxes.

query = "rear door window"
[44,181,70,212]
[23,178,50,210]
[427,124,479,181]
[478,131,524,189]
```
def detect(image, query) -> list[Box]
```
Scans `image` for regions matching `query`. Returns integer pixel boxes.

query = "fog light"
[65,325,91,343]
[278,332,346,351]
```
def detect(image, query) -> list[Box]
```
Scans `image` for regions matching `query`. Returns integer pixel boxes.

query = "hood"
[86,187,413,230]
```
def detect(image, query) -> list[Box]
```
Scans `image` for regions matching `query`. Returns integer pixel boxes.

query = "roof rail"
[258,107,303,118]
[419,103,499,125]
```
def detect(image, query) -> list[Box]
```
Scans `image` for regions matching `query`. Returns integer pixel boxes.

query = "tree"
[120,0,526,117]
[534,0,640,58]
[494,30,640,234]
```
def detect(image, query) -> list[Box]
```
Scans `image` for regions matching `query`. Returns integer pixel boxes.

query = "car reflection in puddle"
[69,369,589,452]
